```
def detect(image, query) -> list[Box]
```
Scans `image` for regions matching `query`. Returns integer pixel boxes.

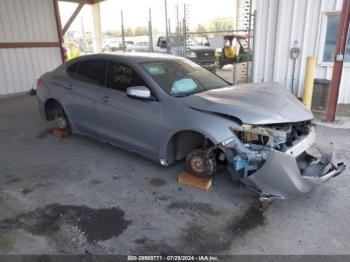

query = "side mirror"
[127,86,152,100]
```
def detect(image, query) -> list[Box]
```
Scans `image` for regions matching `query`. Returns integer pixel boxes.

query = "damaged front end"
[221,121,346,200]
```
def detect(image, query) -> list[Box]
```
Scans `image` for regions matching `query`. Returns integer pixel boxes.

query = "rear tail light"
[37,78,44,86]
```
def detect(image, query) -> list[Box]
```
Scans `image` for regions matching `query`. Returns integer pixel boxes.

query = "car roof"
[67,52,184,64]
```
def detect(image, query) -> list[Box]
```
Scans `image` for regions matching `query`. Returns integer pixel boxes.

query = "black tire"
[185,149,217,178]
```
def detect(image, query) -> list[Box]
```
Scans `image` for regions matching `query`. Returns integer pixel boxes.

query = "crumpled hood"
[182,82,313,125]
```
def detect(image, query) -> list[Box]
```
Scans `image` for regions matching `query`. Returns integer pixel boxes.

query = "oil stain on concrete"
[180,201,267,253]
[228,202,266,237]
[20,187,35,195]
[4,177,24,185]
[149,178,166,187]
[167,200,221,216]
[135,201,267,255]
[0,204,131,243]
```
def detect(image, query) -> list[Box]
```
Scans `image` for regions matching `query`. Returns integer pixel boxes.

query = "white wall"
[253,0,350,104]
[0,0,62,95]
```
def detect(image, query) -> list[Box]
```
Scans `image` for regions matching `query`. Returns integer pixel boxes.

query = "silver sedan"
[37,53,345,200]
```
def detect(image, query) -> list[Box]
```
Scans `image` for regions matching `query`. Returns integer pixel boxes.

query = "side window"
[323,14,350,62]
[106,62,147,92]
[67,59,107,86]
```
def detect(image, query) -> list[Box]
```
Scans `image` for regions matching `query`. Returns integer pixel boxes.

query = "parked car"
[126,41,150,52]
[102,39,121,52]
[37,53,345,200]
[154,36,216,72]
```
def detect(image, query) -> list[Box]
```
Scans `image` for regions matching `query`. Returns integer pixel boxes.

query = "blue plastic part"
[233,155,257,177]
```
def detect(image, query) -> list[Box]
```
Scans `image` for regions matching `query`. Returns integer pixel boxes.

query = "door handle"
[102,96,112,102]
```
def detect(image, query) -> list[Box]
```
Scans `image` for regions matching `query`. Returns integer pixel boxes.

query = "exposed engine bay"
[222,121,315,179]
[231,121,311,151]
[215,120,345,200]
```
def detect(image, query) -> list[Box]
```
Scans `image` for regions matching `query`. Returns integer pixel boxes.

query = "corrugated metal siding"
[253,0,350,104]
[0,0,61,95]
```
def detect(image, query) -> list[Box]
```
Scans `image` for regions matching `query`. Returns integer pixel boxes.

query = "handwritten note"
[112,64,133,85]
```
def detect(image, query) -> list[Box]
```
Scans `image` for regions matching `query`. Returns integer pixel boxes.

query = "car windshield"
[140,59,229,97]
[186,37,200,46]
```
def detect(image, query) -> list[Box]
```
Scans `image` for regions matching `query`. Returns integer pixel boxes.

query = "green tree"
[207,17,233,32]
[124,26,134,36]
[196,23,206,32]
[134,26,149,36]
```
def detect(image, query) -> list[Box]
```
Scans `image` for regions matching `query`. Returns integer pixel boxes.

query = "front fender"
[159,105,241,163]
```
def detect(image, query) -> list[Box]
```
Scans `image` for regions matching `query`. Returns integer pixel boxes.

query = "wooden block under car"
[51,128,71,138]
[178,171,212,191]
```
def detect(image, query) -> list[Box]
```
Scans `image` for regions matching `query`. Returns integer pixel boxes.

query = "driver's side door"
[97,61,162,160]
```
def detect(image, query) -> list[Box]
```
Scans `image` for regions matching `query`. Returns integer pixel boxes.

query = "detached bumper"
[243,148,345,200]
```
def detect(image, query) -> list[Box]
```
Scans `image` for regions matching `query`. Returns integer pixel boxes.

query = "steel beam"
[53,0,65,62]
[325,0,350,122]
[62,3,84,35]
[0,42,60,48]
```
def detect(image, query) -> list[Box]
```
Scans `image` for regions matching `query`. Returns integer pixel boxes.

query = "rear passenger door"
[64,59,107,137]
[97,61,162,159]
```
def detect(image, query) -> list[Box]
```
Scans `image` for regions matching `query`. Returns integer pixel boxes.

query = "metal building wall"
[0,0,62,95]
[253,0,350,104]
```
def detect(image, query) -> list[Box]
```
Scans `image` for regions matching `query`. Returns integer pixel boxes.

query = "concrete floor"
[0,94,350,255]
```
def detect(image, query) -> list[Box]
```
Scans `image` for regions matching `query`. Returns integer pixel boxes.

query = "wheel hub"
[191,156,205,173]
[56,116,68,130]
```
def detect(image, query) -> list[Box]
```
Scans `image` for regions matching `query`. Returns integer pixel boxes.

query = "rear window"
[67,59,107,86]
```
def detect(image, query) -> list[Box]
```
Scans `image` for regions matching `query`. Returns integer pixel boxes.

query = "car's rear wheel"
[185,149,217,178]
[55,112,69,131]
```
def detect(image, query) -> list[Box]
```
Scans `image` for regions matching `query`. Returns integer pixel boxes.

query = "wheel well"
[166,130,215,165]
[44,99,63,121]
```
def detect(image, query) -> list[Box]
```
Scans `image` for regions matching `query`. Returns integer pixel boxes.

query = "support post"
[168,19,171,52]
[246,0,252,82]
[302,56,316,110]
[148,8,153,52]
[91,2,102,52]
[53,0,65,62]
[251,10,257,83]
[325,0,350,122]
[121,11,126,52]
[183,4,187,57]
[164,0,169,53]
